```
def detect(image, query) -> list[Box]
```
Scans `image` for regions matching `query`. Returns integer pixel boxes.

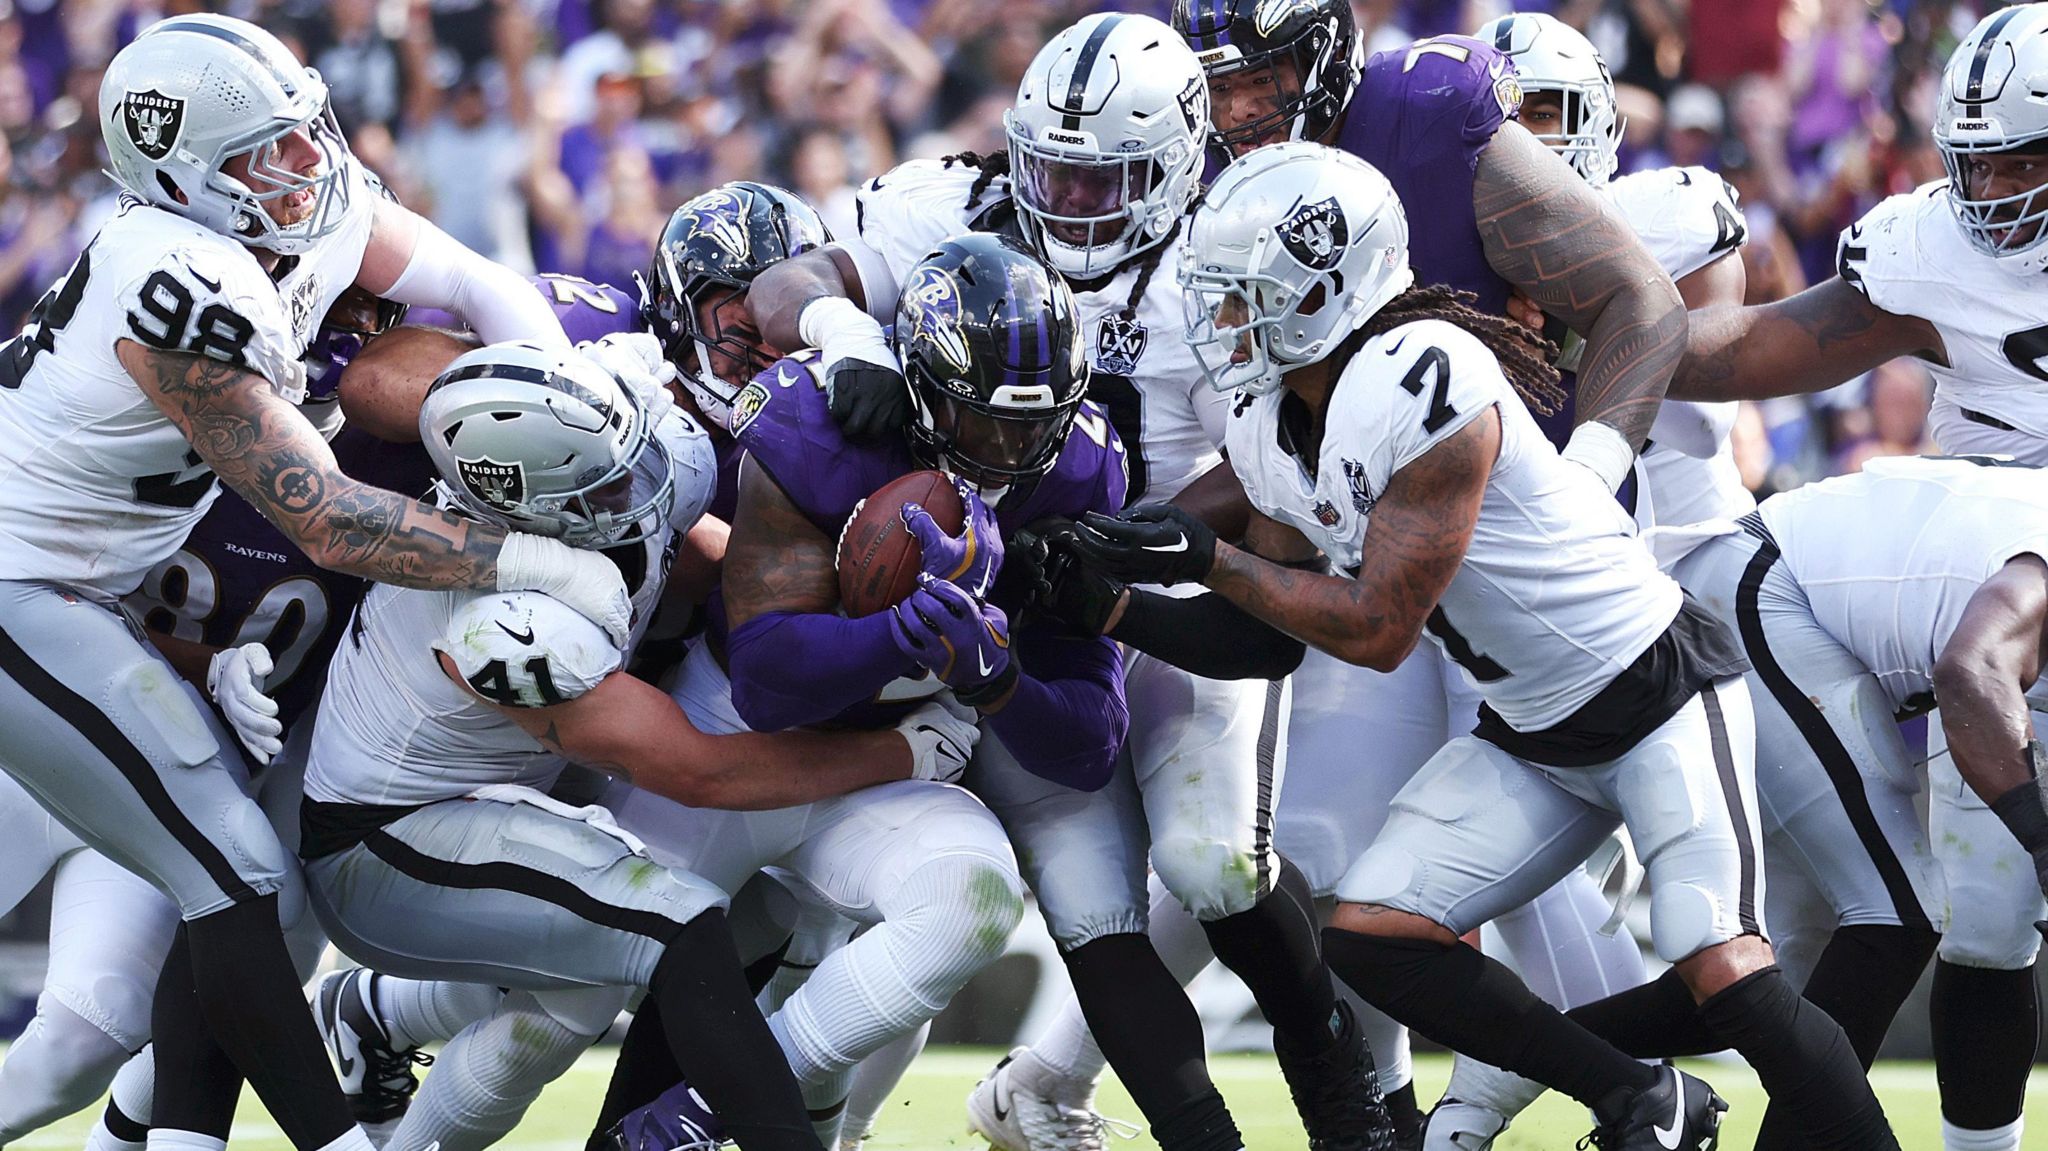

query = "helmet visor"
[559,427,679,546]
[212,95,355,249]
[1941,144,2048,258]
[1009,118,1189,273]
[1181,261,1285,394]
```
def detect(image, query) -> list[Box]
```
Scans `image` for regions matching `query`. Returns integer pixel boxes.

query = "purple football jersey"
[403,273,644,343]
[125,428,436,734]
[1338,37,1518,318]
[720,354,1127,727]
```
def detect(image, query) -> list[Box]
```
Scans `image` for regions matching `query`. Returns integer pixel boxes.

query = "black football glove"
[1014,518,1127,636]
[826,358,913,441]
[1069,504,1218,587]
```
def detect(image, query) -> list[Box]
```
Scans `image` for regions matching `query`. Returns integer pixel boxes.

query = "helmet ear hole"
[1298,281,1329,317]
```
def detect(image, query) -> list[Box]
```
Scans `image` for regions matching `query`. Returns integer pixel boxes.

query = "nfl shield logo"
[1314,499,1341,527]
[122,89,186,162]
[1095,316,1149,377]
[457,457,526,511]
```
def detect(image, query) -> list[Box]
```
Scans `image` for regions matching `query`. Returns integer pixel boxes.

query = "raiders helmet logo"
[1095,316,1149,376]
[457,457,527,511]
[1177,74,1208,137]
[1343,458,1377,515]
[122,89,186,162]
[1277,196,1348,271]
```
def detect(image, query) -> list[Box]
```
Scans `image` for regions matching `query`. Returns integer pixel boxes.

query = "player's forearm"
[1569,270,1687,449]
[642,726,911,810]
[982,636,1127,791]
[1169,461,1253,542]
[337,324,479,443]
[1669,279,1927,403]
[725,610,917,731]
[1206,543,1421,672]
[746,248,861,353]
[1934,660,2041,805]
[141,629,222,690]
[1108,588,1306,680]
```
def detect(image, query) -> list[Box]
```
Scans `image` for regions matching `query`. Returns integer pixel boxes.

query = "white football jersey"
[0,165,376,595]
[852,159,1226,507]
[1758,455,2048,714]
[1606,165,1754,530]
[1226,318,1679,731]
[304,413,710,806]
[1840,182,2048,448]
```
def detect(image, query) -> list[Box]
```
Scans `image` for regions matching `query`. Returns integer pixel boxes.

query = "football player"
[1070,144,1899,1150]
[0,14,620,1147]
[596,233,1116,1151]
[1664,8,2048,1146]
[744,18,1392,1151]
[300,340,977,1151]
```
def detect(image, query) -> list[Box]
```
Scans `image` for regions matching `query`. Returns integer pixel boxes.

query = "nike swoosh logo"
[1142,537,1190,552]
[777,366,799,388]
[991,1096,1009,1122]
[498,622,536,645]
[1385,334,1408,356]
[1677,170,1693,186]
[977,650,995,677]
[1653,1068,1685,1149]
[192,271,223,293]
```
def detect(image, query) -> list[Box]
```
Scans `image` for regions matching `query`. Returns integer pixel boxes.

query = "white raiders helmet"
[420,342,677,548]
[1180,142,1412,395]
[1006,12,1209,278]
[1934,3,2048,268]
[100,14,355,255]
[1475,12,1622,184]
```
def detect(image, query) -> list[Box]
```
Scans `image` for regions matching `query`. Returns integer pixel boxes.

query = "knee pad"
[529,985,634,1039]
[45,975,152,1056]
[1333,843,1426,918]
[1939,917,2042,971]
[896,854,1025,973]
[1151,834,1261,922]
[18,997,131,1087]
[1647,880,1729,964]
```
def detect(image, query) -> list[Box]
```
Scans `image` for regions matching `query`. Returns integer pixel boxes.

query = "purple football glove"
[601,1079,723,1151]
[902,478,1004,600]
[887,573,1014,694]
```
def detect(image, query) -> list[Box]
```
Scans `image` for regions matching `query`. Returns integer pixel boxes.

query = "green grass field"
[9,1048,2047,1150]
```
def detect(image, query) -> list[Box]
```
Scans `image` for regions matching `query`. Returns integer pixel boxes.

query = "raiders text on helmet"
[1934,3,2048,268]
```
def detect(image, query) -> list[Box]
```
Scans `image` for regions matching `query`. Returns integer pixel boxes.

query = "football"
[836,470,966,617]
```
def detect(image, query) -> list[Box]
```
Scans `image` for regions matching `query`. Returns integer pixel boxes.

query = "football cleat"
[1580,1065,1725,1151]
[603,1078,726,1151]
[1420,1098,1509,1150]
[1273,1001,1399,1151]
[314,969,432,1129]
[966,1047,1140,1151]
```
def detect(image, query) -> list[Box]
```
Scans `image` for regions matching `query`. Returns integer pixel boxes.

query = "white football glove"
[206,643,282,766]
[497,533,633,647]
[895,697,981,784]
[578,332,678,429]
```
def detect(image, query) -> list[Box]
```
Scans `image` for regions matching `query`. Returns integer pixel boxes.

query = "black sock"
[1697,965,1898,1151]
[1383,1081,1421,1142]
[586,1007,682,1151]
[1147,1086,1243,1151]
[1753,926,1937,1151]
[1320,927,1656,1109]
[1201,857,1339,1056]
[103,1097,150,1144]
[1064,932,1239,1148]
[149,926,240,1139]
[1932,959,2039,1130]
[650,910,820,1151]
[184,896,357,1149]
[1567,967,1723,1058]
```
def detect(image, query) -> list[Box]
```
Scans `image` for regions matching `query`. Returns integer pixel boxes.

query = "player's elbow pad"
[1111,590,1307,680]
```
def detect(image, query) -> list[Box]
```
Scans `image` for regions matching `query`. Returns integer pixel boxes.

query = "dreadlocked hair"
[1361,285,1567,417]
[940,151,1012,211]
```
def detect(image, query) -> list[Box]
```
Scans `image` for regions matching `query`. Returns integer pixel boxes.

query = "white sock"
[0,998,130,1140]
[384,991,597,1151]
[372,978,504,1053]
[1345,987,1411,1094]
[1439,1053,1544,1121]
[807,1092,848,1148]
[84,1050,154,1151]
[1944,1116,2025,1151]
[1030,997,1107,1084]
[841,1020,928,1142]
[311,1127,378,1151]
[145,1131,226,1151]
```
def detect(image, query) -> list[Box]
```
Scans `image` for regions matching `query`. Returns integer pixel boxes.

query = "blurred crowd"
[0,0,1999,491]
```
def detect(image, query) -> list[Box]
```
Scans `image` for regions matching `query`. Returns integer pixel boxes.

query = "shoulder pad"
[533,273,642,343]
[1609,167,1747,281]
[733,354,909,532]
[1359,37,1516,155]
[1837,185,1942,308]
[433,591,620,708]
[856,159,992,280]
[654,407,719,531]
[1344,320,1503,473]
[116,238,302,398]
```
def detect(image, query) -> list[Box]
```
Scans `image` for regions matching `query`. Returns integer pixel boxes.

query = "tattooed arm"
[1205,408,1498,672]
[1474,123,1684,448]
[721,457,918,730]
[123,340,506,587]
[1668,277,1943,403]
